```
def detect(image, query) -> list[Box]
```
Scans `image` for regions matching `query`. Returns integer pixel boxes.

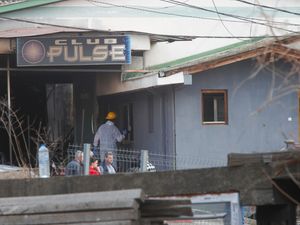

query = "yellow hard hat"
[106,111,116,120]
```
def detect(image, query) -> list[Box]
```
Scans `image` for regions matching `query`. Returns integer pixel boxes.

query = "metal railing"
[65,144,226,174]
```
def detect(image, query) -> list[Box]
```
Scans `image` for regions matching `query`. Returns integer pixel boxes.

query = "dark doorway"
[0,69,75,166]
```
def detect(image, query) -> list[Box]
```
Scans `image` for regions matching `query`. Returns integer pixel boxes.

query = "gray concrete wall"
[97,87,175,157]
[175,59,298,168]
[132,91,164,153]
[0,164,289,206]
[132,87,174,156]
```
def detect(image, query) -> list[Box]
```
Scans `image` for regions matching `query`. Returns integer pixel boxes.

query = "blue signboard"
[17,36,131,66]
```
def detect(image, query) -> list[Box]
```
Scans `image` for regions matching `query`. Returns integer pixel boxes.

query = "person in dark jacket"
[65,150,83,176]
[99,152,116,175]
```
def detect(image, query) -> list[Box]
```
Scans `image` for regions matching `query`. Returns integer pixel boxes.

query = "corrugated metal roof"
[0,0,63,14]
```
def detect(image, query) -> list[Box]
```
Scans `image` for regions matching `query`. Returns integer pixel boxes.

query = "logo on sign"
[17,36,131,66]
[22,40,46,64]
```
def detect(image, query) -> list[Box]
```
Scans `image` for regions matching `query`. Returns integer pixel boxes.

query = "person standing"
[65,150,83,176]
[99,152,116,175]
[93,111,126,167]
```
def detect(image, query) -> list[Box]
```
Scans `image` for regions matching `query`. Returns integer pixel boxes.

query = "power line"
[248,1,256,37]
[161,0,298,33]
[88,0,190,10]
[0,16,294,39]
[0,2,298,40]
[0,16,92,31]
[234,0,300,17]
[160,0,299,35]
[86,0,247,23]
[250,18,300,27]
[211,0,244,41]
[87,0,300,27]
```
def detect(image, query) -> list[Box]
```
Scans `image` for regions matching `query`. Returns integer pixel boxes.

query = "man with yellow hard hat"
[93,111,126,169]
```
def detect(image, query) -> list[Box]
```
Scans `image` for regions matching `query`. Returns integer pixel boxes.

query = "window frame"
[201,89,228,125]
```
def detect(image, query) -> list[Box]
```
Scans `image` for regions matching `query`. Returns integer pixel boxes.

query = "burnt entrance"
[0,54,115,167]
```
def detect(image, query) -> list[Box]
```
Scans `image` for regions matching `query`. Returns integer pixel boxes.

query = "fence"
[66,144,226,173]
[55,144,235,225]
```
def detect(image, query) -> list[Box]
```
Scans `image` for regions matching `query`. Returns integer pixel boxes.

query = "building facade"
[0,0,299,169]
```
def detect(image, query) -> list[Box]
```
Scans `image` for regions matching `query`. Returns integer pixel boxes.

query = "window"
[201,89,228,125]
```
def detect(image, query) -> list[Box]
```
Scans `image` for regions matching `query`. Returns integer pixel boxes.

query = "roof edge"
[123,37,265,80]
[0,0,64,14]
[123,35,300,81]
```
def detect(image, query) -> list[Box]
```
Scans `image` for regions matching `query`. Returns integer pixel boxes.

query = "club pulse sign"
[17,36,131,66]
